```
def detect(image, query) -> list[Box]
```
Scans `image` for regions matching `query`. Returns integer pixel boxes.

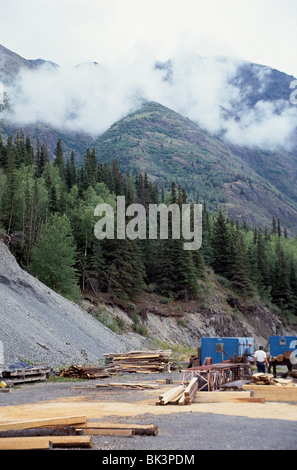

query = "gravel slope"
[0,242,148,368]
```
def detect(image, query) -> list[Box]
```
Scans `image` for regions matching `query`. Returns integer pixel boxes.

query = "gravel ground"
[1,371,297,452]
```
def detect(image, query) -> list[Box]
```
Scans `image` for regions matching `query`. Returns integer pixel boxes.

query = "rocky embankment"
[0,241,148,368]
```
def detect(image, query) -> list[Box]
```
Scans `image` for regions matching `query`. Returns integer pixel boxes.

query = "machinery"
[200,336,254,365]
[268,336,297,374]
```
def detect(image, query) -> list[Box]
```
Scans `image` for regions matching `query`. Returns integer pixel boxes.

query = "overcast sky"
[1,0,297,76]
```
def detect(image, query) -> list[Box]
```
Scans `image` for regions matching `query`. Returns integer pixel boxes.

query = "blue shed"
[201,337,254,364]
[269,336,297,357]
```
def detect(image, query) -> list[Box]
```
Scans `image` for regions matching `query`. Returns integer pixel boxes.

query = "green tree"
[30,213,80,302]
[212,207,231,278]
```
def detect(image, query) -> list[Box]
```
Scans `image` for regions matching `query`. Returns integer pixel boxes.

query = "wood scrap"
[251,373,295,386]
[95,382,159,389]
[59,364,110,379]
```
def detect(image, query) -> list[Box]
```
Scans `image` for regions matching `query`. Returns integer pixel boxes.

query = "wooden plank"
[79,422,158,435]
[77,428,133,436]
[0,437,52,450]
[242,384,297,402]
[193,396,265,403]
[196,391,251,398]
[0,436,93,450]
[158,385,185,405]
[0,416,87,432]
[50,436,93,448]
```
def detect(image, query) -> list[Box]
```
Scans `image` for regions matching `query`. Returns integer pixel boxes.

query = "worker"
[254,345,269,373]
[242,342,253,375]
[243,342,253,362]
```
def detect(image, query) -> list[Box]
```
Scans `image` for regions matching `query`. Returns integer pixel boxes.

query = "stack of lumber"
[2,365,50,385]
[0,416,158,449]
[156,380,265,405]
[156,385,186,405]
[251,373,296,386]
[0,416,93,450]
[103,349,173,374]
[59,364,110,379]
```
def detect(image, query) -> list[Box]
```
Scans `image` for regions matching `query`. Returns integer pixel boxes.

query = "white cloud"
[4,51,297,152]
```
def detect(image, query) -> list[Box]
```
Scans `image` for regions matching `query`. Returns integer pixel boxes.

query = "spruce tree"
[231,235,254,296]
[212,207,231,278]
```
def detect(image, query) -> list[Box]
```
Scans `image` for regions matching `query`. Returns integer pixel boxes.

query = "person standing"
[242,342,253,374]
[254,345,269,373]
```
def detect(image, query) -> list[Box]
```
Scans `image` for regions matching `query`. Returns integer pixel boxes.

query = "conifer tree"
[231,235,254,296]
[53,139,65,181]
[212,207,231,278]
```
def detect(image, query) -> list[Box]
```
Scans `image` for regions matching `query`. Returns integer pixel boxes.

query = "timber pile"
[252,373,297,386]
[2,365,50,385]
[156,380,265,405]
[270,351,292,363]
[103,349,173,374]
[59,364,110,379]
[157,385,186,405]
[0,416,93,450]
[0,415,158,449]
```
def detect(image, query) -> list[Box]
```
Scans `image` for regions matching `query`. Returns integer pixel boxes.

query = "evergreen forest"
[0,133,297,319]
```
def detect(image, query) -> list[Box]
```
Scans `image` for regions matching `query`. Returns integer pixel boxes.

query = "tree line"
[0,132,296,317]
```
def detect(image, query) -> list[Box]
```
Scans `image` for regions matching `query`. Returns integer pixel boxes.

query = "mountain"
[0,43,93,159]
[0,43,57,84]
[1,44,297,234]
[94,101,297,235]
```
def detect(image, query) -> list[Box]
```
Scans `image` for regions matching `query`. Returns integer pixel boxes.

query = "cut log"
[276,354,285,362]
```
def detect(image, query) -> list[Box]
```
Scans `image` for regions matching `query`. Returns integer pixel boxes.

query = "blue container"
[269,336,297,357]
[201,337,254,364]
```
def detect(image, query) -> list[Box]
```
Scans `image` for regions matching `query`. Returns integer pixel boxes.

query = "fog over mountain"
[2,46,297,151]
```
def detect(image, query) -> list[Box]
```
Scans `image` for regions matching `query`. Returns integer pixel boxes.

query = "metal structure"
[180,363,244,391]
[200,337,254,365]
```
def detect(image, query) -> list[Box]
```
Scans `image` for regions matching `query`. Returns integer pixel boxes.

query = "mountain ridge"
[94,100,297,235]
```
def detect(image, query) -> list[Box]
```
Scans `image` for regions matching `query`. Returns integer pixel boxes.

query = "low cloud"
[3,52,297,150]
